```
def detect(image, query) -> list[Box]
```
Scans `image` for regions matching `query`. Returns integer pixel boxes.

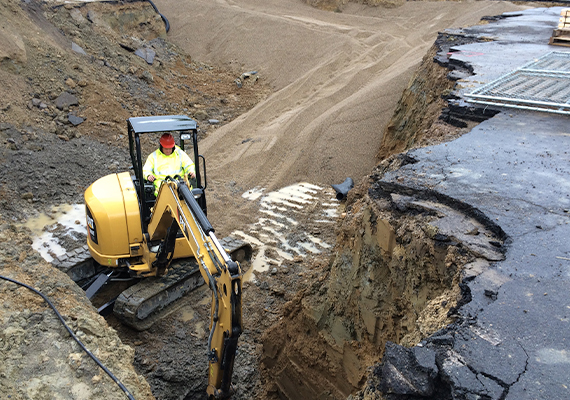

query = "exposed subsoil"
[0,0,542,399]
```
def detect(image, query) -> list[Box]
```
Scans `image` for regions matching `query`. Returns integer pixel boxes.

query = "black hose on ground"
[146,0,170,33]
[0,274,136,400]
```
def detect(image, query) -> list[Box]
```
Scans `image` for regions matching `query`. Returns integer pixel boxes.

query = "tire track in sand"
[156,0,528,216]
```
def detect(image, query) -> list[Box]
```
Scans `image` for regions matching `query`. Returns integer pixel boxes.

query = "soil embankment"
[0,229,155,399]
[255,11,521,400]
[260,164,508,398]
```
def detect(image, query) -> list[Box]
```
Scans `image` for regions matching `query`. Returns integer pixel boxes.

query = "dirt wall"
[259,29,508,400]
[0,223,154,400]
[260,168,505,398]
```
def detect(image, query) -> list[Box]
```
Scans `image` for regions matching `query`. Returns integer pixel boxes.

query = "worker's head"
[159,133,175,155]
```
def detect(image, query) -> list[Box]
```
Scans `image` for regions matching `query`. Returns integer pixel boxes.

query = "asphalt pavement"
[377,7,570,400]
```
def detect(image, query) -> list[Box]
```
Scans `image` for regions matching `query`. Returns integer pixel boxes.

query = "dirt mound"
[0,224,154,400]
[0,0,269,218]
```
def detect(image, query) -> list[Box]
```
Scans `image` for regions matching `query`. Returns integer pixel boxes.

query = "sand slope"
[157,0,527,190]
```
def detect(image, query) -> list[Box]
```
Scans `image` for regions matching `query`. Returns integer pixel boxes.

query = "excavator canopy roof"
[128,115,197,134]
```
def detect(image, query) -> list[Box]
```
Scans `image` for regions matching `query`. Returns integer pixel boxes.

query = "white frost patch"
[307,234,332,249]
[259,217,286,229]
[297,241,321,254]
[242,187,265,201]
[259,208,298,225]
[237,182,339,279]
[232,230,263,247]
[323,208,338,218]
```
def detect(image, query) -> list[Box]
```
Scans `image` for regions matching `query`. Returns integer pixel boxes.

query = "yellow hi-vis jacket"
[143,146,195,196]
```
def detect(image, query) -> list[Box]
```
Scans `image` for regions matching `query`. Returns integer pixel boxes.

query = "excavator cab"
[84,115,215,280]
[127,115,207,223]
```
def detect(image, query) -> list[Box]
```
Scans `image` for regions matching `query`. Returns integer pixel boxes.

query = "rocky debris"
[68,113,85,126]
[0,122,129,221]
[431,31,514,128]
[235,71,259,88]
[439,100,499,128]
[55,91,79,111]
[1,0,270,151]
[135,47,156,64]
[31,97,48,109]
[355,319,528,400]
[371,342,438,397]
[71,41,87,55]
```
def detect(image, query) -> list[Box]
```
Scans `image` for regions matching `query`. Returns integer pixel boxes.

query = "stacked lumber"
[550,8,570,46]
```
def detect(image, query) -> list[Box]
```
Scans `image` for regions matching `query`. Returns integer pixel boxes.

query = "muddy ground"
[0,0,544,399]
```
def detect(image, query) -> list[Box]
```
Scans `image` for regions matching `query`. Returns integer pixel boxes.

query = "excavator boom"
[146,178,243,398]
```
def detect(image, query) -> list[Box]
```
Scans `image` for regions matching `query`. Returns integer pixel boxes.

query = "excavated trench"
[0,1,519,397]
[259,33,506,400]
[13,27,505,400]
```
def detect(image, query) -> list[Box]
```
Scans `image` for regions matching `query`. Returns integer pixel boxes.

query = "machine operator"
[143,133,196,196]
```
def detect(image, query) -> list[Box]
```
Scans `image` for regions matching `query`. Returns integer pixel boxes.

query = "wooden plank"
[552,28,570,37]
[552,34,570,41]
[549,37,570,47]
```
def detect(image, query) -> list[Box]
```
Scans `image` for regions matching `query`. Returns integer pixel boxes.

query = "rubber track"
[114,259,203,330]
[113,236,253,330]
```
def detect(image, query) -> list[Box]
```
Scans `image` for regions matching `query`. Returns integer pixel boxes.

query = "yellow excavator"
[82,115,251,399]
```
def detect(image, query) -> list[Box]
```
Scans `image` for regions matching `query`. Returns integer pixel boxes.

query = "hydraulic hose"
[0,274,136,400]
[146,0,170,32]
[204,266,220,357]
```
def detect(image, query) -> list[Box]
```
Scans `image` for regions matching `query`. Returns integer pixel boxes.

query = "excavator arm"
[147,177,242,399]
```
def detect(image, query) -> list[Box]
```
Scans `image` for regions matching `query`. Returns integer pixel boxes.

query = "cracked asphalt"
[381,7,570,400]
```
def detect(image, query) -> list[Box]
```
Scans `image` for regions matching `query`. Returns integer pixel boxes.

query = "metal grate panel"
[466,51,570,115]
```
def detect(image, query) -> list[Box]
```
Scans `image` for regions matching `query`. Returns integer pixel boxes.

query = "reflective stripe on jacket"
[143,146,195,195]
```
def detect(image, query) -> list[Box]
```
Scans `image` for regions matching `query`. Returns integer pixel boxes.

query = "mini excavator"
[83,115,251,398]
